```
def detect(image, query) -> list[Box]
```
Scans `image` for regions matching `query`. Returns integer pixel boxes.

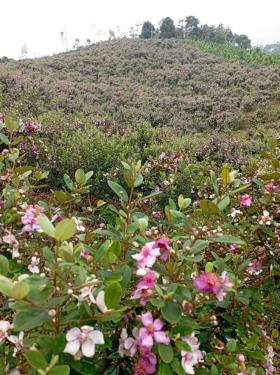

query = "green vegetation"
[0,26,279,374]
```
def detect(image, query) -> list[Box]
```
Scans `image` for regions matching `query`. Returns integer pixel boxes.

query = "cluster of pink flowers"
[19,120,41,135]
[21,205,44,232]
[193,271,233,301]
[240,194,252,208]
[0,113,4,123]
[131,238,171,305]
[119,312,169,375]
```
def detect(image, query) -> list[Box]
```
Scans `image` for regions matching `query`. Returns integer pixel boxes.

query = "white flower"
[2,234,20,258]
[64,326,104,358]
[118,328,138,357]
[228,208,242,218]
[95,291,110,314]
[0,321,11,343]
[8,332,24,356]
[28,256,40,274]
[181,333,204,374]
[74,217,85,232]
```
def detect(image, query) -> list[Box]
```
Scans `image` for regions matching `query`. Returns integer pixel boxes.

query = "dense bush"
[0,116,279,374]
[0,39,279,134]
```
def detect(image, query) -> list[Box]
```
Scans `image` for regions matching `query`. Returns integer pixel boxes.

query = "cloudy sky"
[1,0,279,58]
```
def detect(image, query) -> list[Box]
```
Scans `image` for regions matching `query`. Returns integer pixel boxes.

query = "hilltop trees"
[137,15,252,49]
[140,21,155,39]
[185,16,200,38]
[159,17,176,38]
[234,34,252,49]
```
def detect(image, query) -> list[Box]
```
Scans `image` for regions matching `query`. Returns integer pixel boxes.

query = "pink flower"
[132,242,160,268]
[181,333,204,374]
[132,269,157,305]
[240,194,252,208]
[136,269,157,290]
[236,353,245,363]
[193,272,233,301]
[0,113,4,123]
[118,328,138,357]
[155,237,171,261]
[229,244,237,253]
[64,326,104,358]
[135,352,157,375]
[21,205,44,232]
[265,183,278,193]
[81,249,90,258]
[139,312,170,349]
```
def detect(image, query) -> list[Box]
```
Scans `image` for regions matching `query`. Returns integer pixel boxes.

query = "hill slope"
[0,38,280,132]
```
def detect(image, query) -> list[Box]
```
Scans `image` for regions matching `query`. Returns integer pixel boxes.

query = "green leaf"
[108,181,128,202]
[104,282,122,309]
[158,344,174,363]
[200,200,219,215]
[0,133,10,145]
[48,365,70,375]
[218,196,230,211]
[11,281,30,299]
[191,240,208,254]
[14,308,50,330]
[64,174,74,191]
[95,240,112,263]
[210,170,219,195]
[208,235,245,245]
[226,339,237,352]
[205,262,214,273]
[75,169,86,185]
[5,115,19,132]
[85,171,93,182]
[54,219,76,242]
[0,275,14,296]
[161,302,182,324]
[156,362,173,375]
[174,341,191,351]
[25,350,48,370]
[246,336,258,349]
[38,214,55,238]
[0,255,9,275]
[178,195,191,210]
[171,358,185,375]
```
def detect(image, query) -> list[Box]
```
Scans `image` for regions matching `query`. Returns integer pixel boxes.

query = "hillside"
[0,38,280,133]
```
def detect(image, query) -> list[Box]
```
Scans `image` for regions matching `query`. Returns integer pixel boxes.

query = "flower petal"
[154,331,170,345]
[66,327,81,341]
[81,339,95,357]
[64,339,80,356]
[141,312,153,326]
[89,330,104,345]
[153,318,164,331]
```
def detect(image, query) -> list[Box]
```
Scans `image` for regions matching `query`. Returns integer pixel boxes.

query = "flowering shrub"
[0,118,279,374]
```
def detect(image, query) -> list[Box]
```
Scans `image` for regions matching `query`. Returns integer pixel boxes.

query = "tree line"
[139,16,252,49]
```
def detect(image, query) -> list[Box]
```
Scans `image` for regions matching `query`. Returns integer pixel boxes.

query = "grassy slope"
[0,38,280,133]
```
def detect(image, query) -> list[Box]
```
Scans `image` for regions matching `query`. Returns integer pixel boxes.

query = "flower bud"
[236,353,245,363]
[182,301,193,314]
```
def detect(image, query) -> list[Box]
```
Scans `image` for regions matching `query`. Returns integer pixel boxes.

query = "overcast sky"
[1,0,279,59]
